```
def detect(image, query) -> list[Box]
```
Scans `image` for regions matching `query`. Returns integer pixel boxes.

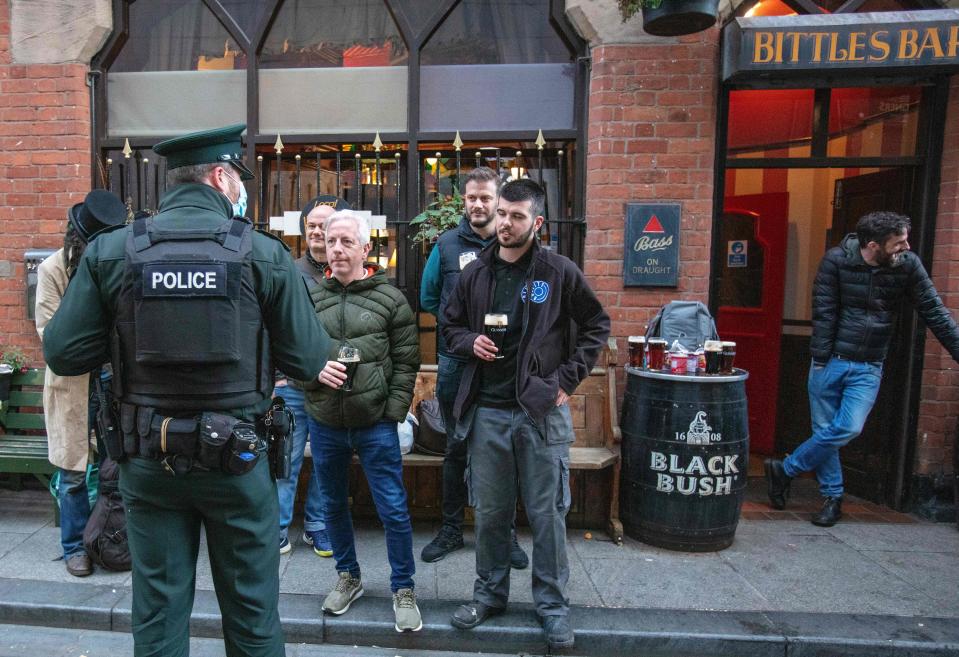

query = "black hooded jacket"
[810,234,959,364]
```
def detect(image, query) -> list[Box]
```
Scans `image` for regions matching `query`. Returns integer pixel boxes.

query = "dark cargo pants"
[467,404,572,617]
[119,456,284,657]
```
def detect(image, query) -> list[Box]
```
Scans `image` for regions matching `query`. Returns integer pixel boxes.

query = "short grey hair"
[325,210,371,246]
[166,162,219,187]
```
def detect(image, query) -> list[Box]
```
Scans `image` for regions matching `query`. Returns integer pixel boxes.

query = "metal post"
[142,158,150,211]
[274,135,284,214]
[354,152,362,210]
[256,155,264,229]
[294,154,301,210]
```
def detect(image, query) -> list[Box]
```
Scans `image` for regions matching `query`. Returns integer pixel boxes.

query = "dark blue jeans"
[308,417,415,592]
[273,384,326,540]
[436,354,468,529]
[58,468,90,558]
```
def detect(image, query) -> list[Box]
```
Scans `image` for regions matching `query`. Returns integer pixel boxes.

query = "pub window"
[107,0,246,137]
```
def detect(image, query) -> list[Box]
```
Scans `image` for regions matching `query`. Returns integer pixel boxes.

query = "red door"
[715,193,788,454]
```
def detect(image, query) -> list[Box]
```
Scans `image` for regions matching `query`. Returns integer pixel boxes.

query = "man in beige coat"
[35,190,126,576]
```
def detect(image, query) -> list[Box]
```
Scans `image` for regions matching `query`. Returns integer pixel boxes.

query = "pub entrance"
[714,82,943,507]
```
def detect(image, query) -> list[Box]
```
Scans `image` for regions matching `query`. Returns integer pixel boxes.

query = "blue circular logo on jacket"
[521,280,550,304]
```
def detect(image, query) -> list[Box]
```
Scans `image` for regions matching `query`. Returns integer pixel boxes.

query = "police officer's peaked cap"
[69,189,127,242]
[153,124,255,180]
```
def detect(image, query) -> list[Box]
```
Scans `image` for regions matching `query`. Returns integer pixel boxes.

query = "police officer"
[42,124,330,657]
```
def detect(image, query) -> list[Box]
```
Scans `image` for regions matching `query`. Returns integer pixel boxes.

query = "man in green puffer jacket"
[299,210,422,633]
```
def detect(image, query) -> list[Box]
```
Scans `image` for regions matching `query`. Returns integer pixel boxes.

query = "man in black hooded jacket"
[765,211,959,526]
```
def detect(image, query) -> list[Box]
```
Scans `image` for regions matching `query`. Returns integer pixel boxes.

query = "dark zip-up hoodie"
[442,239,610,425]
[810,233,959,364]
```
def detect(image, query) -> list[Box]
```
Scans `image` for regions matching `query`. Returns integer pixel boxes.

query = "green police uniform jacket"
[300,264,419,429]
[42,183,330,422]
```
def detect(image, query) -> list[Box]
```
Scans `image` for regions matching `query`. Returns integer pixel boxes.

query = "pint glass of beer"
[484,313,508,359]
[337,345,360,392]
[647,338,667,370]
[628,336,646,368]
[704,340,723,374]
[720,341,736,374]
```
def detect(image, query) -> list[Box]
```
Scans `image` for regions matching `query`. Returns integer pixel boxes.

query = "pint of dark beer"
[484,313,508,359]
[647,338,667,370]
[720,341,736,374]
[337,345,360,392]
[704,340,723,374]
[628,336,646,368]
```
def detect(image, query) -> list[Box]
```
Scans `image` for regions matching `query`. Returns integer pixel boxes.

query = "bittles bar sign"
[723,10,959,83]
[624,203,680,287]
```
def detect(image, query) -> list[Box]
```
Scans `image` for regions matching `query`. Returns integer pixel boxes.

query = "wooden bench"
[304,339,624,543]
[0,369,58,518]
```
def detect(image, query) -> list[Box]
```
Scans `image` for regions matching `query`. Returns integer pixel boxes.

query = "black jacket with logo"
[810,233,959,364]
[442,239,610,425]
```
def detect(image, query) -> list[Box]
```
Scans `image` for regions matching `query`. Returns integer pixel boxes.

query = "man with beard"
[419,167,527,570]
[442,179,609,650]
[765,211,959,527]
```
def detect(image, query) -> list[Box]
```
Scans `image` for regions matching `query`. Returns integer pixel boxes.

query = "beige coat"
[36,248,92,472]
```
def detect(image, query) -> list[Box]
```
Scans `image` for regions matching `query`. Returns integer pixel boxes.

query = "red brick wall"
[585,31,719,357]
[916,75,959,478]
[0,2,91,364]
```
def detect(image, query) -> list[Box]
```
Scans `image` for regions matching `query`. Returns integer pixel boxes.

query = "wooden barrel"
[620,367,749,551]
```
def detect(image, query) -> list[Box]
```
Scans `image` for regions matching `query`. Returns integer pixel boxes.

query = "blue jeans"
[274,385,326,539]
[309,417,415,592]
[58,468,91,558]
[784,357,883,498]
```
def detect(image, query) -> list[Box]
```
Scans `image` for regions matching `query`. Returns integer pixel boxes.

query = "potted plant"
[619,0,718,37]
[409,189,465,245]
[0,346,28,402]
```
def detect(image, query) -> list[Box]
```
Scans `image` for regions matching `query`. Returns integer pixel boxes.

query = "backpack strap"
[132,216,152,252]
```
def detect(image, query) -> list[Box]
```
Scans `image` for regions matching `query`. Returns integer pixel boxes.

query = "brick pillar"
[0,1,91,364]
[585,30,720,359]
[916,75,959,481]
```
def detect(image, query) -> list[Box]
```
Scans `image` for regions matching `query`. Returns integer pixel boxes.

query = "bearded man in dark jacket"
[765,211,959,527]
[442,179,610,651]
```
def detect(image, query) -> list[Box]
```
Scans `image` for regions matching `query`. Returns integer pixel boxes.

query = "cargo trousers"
[119,456,284,657]
[466,404,572,617]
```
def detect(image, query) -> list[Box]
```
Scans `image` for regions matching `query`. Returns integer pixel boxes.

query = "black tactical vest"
[111,216,271,411]
[436,218,493,357]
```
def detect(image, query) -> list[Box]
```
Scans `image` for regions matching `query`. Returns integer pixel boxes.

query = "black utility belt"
[118,404,265,476]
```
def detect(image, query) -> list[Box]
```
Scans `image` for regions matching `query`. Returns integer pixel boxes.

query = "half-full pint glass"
[647,338,667,370]
[720,341,736,374]
[704,340,723,374]
[337,345,360,392]
[628,336,646,368]
[484,314,508,359]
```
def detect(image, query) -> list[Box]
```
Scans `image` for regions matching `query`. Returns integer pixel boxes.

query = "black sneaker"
[542,615,575,650]
[450,600,505,630]
[811,496,842,527]
[764,458,792,510]
[421,525,464,563]
[509,531,529,570]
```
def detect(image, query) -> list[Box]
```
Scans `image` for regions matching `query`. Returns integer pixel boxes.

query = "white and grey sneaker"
[393,588,422,632]
[322,572,364,615]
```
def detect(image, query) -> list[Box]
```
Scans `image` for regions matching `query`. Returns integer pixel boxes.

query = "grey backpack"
[645,301,718,350]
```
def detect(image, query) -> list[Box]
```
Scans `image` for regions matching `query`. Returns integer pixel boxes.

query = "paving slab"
[861,550,959,614]
[825,523,959,553]
[720,532,938,615]
[0,577,123,631]
[0,526,130,585]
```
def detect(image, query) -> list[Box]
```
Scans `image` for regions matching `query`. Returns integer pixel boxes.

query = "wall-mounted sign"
[723,9,959,83]
[624,203,680,287]
[727,240,747,268]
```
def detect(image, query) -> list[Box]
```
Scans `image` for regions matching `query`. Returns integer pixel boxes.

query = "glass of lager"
[337,345,360,392]
[647,338,667,370]
[484,313,508,359]
[720,341,737,374]
[704,340,723,374]
[628,336,646,368]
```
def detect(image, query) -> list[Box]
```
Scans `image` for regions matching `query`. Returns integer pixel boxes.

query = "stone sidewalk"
[0,478,957,655]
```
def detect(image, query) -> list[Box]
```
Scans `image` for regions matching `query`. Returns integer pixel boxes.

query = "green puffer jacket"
[301,265,420,428]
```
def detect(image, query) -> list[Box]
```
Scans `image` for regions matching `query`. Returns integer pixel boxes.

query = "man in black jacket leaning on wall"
[766,211,959,527]
[442,179,610,650]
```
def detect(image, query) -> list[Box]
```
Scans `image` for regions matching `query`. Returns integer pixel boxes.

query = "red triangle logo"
[643,215,665,233]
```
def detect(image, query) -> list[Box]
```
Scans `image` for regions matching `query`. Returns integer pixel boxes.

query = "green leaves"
[409,188,465,244]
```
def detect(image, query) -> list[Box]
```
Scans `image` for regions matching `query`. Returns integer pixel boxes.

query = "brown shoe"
[65,553,93,577]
